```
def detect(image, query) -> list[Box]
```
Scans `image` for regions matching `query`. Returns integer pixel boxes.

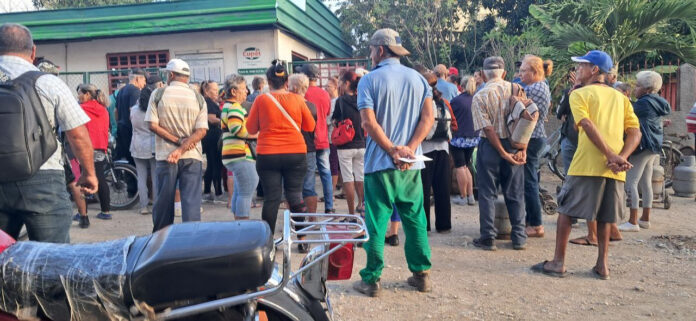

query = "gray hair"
[223,74,247,94]
[613,81,632,94]
[252,76,266,90]
[0,23,33,56]
[483,69,505,80]
[288,73,309,95]
[635,70,663,94]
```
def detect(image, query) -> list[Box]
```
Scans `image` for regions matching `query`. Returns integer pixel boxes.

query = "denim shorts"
[303,152,318,198]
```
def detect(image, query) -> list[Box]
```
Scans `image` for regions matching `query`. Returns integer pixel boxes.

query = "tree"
[530,0,696,67]
[338,0,465,68]
[32,0,153,9]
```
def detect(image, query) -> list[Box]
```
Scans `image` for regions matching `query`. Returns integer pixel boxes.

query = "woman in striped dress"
[221,74,258,220]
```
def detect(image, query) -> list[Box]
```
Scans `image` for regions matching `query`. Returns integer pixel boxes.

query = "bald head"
[0,23,34,57]
[433,64,448,78]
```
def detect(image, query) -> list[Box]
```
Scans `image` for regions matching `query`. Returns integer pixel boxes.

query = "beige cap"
[166,58,191,76]
[368,28,410,56]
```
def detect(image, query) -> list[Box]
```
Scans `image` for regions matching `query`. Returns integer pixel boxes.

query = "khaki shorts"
[557,176,626,223]
[337,148,365,182]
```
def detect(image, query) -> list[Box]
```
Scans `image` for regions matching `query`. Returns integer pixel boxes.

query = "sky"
[0,0,35,13]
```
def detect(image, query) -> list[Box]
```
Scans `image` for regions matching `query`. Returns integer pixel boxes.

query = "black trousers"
[115,123,133,163]
[421,150,452,232]
[94,159,110,213]
[256,153,307,233]
[203,137,223,195]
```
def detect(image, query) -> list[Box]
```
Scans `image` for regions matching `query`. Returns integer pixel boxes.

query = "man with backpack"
[471,56,527,251]
[0,23,98,243]
[146,58,208,232]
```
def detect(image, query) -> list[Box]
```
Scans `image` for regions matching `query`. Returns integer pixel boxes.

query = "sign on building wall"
[237,43,271,75]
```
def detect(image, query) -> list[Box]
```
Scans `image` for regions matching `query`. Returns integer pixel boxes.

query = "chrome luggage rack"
[142,211,368,321]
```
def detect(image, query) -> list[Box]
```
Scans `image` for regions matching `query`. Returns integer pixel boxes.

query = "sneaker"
[473,237,497,251]
[139,207,150,215]
[202,193,214,202]
[214,193,228,203]
[407,271,432,292]
[451,196,468,206]
[385,234,400,246]
[325,208,336,214]
[618,222,640,232]
[78,215,90,229]
[638,220,651,229]
[298,243,309,253]
[513,243,527,250]
[353,280,381,297]
[72,213,80,221]
[467,195,476,206]
[96,212,112,220]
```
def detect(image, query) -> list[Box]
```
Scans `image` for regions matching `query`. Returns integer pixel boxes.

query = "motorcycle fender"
[259,280,329,321]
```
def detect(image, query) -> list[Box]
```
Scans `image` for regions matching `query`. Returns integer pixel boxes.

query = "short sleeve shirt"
[568,85,640,181]
[145,81,208,161]
[436,78,459,102]
[0,55,90,171]
[471,79,511,139]
[523,80,551,139]
[357,58,432,174]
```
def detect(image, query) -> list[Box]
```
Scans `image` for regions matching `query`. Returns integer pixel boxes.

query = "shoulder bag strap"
[265,93,300,133]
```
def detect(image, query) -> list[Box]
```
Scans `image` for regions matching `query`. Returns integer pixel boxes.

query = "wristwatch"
[177,137,185,146]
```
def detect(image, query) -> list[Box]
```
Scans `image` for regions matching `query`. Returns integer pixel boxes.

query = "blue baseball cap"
[571,50,613,73]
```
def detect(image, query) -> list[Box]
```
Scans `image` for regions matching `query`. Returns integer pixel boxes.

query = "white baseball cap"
[166,58,191,76]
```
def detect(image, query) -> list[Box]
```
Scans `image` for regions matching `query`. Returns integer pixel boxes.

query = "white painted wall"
[36,29,277,75]
[276,30,321,62]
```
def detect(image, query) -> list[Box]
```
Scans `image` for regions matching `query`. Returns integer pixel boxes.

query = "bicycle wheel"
[679,146,694,157]
[550,152,566,181]
[660,146,682,188]
[106,163,140,210]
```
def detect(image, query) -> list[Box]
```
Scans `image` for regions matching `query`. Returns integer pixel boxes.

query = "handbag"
[330,101,355,146]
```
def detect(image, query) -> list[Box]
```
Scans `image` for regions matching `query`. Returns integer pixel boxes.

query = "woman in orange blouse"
[247,60,315,233]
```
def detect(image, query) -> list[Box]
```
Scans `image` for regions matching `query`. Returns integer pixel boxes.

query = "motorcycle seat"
[127,221,274,306]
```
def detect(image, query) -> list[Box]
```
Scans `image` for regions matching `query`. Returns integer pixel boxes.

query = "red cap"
[448,67,459,76]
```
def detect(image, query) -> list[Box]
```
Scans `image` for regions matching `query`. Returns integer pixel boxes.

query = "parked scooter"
[0,211,367,321]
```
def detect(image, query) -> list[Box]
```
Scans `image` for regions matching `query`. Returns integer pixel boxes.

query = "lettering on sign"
[243,47,261,61]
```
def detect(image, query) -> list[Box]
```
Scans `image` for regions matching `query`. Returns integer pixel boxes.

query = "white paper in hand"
[398,155,433,163]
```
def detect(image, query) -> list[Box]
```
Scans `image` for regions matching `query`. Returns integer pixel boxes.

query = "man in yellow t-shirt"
[532,50,641,280]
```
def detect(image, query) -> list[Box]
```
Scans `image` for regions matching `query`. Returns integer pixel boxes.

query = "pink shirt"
[305,86,331,150]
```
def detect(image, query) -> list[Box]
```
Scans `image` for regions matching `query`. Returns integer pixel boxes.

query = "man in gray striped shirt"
[146,58,208,232]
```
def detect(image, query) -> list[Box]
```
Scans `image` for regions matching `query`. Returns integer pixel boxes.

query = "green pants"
[359,169,432,284]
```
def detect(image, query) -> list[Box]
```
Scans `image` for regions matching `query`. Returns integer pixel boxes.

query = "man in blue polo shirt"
[353,28,435,297]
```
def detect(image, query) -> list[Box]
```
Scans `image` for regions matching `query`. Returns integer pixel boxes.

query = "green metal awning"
[0,0,352,58]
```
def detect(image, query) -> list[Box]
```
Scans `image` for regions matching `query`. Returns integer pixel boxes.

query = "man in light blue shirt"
[434,64,458,101]
[353,28,434,297]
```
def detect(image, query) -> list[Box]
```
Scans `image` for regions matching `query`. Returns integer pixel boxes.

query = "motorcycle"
[0,211,367,321]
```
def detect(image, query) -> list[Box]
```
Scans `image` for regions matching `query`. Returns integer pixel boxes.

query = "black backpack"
[0,71,57,182]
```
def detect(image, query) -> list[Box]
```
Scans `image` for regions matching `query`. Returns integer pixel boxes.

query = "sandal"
[569,236,598,247]
[531,260,567,278]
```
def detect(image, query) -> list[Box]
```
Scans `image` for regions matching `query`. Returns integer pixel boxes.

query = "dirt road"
[71,174,696,321]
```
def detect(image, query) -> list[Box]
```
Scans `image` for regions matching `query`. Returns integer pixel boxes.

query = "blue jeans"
[560,138,577,174]
[226,160,259,218]
[524,138,545,227]
[476,139,526,245]
[152,159,203,232]
[303,152,318,198]
[0,170,72,243]
[316,149,334,211]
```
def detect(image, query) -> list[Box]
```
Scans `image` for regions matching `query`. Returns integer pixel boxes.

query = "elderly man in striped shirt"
[471,56,527,251]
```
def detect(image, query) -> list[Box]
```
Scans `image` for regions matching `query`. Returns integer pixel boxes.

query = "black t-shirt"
[331,94,365,149]
[203,97,222,145]
[557,88,578,146]
[116,84,141,125]
[303,100,318,153]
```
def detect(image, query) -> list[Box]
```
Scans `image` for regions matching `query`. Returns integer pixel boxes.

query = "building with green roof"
[0,0,352,92]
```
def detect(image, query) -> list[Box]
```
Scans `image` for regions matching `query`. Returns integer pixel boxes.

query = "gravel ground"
[71,171,696,321]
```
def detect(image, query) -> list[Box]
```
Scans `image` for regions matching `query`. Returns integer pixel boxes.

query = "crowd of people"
[0,23,678,295]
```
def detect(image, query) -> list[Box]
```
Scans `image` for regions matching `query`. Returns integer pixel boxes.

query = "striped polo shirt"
[145,81,208,161]
[221,101,253,164]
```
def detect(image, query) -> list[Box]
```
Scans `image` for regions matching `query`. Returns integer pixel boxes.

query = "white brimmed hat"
[166,58,191,76]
